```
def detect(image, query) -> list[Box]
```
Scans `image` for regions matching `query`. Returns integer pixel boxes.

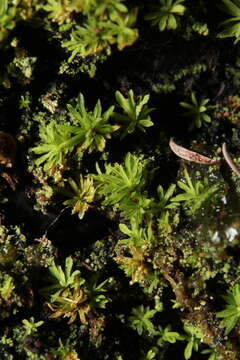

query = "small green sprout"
[171,168,218,215]
[94,0,128,17]
[119,219,155,247]
[128,305,157,335]
[31,121,80,173]
[22,317,44,336]
[145,0,186,31]
[0,0,17,42]
[67,93,118,153]
[42,256,83,300]
[113,89,154,138]
[62,17,111,60]
[218,0,240,44]
[180,92,214,128]
[157,324,184,346]
[43,0,83,24]
[0,274,15,300]
[94,153,148,208]
[101,8,139,51]
[63,175,96,219]
[183,323,204,360]
[216,283,240,334]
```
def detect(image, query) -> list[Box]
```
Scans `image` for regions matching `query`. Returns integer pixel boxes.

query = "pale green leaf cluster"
[180,92,214,128]
[42,256,83,300]
[67,93,117,153]
[22,316,44,336]
[0,0,17,42]
[171,168,218,214]
[218,0,240,44]
[113,89,154,138]
[62,3,138,59]
[42,0,85,24]
[183,323,204,360]
[157,325,184,346]
[32,93,118,174]
[129,305,157,335]
[145,0,186,31]
[31,121,79,172]
[0,274,15,300]
[119,219,155,248]
[63,175,95,219]
[94,153,148,209]
[216,283,240,334]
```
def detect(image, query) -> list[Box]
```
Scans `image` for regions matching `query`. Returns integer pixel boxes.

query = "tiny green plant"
[145,0,186,31]
[62,17,111,60]
[67,93,118,153]
[180,92,214,128]
[31,121,81,173]
[216,283,240,334]
[119,219,155,248]
[218,0,240,44]
[42,256,82,300]
[157,324,184,346]
[0,274,15,300]
[22,317,44,336]
[62,6,138,60]
[101,8,139,51]
[183,323,204,360]
[0,0,17,42]
[171,168,218,215]
[32,93,118,174]
[63,175,96,219]
[128,305,157,335]
[42,0,83,24]
[94,153,148,210]
[113,89,154,138]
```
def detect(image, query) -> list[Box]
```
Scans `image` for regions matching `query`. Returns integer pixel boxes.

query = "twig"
[169,138,219,165]
[222,142,240,178]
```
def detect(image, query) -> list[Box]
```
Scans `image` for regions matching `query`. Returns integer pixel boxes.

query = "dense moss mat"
[2,1,240,359]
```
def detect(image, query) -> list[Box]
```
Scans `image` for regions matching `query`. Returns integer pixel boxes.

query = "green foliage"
[62,17,111,60]
[63,175,95,219]
[157,325,184,346]
[216,283,240,334]
[145,0,186,31]
[115,220,154,283]
[180,92,213,128]
[42,0,84,24]
[128,305,157,335]
[113,89,154,138]
[218,0,240,44]
[0,274,15,300]
[86,276,112,310]
[67,93,117,152]
[94,153,148,211]
[43,257,111,324]
[32,93,117,175]
[31,121,80,172]
[0,0,17,42]
[183,323,204,360]
[62,5,138,59]
[22,317,44,336]
[42,256,82,300]
[171,168,219,215]
[51,338,80,360]
[48,276,111,324]
[201,348,218,360]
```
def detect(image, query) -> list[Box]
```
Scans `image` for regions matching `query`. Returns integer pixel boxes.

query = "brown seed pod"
[222,142,240,178]
[169,138,219,165]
